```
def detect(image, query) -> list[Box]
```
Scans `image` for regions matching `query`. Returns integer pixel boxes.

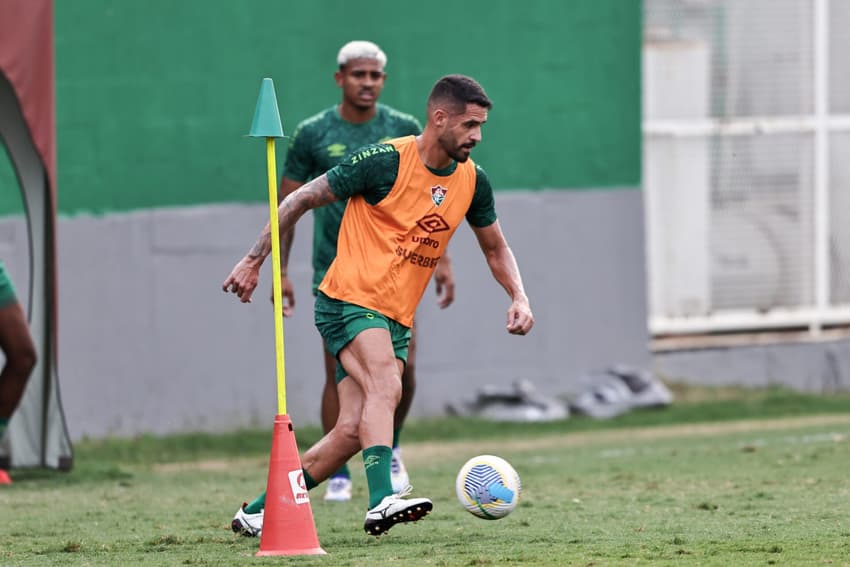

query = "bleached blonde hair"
[337,40,387,68]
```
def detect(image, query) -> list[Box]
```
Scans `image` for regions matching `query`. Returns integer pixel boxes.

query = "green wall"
[0,0,640,215]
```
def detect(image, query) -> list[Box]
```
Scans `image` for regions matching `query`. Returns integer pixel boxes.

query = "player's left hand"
[434,255,455,309]
[506,298,533,335]
[269,274,296,317]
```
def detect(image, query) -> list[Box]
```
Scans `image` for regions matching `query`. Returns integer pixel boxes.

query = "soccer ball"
[455,454,521,520]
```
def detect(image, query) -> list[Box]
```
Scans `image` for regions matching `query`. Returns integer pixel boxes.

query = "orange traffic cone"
[0,469,11,484]
[256,414,326,556]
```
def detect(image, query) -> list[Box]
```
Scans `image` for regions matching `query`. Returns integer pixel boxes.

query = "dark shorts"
[314,292,411,383]
[0,261,18,308]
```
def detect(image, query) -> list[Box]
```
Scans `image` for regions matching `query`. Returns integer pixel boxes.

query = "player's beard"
[439,132,475,163]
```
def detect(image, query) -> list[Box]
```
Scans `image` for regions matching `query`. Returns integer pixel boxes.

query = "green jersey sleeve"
[466,164,498,227]
[403,116,423,136]
[383,106,422,138]
[282,122,316,182]
[326,143,400,205]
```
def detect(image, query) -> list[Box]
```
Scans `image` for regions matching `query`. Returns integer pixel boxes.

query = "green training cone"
[249,78,285,138]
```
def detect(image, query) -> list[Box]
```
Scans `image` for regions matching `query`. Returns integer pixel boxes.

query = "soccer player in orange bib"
[231,41,457,538]
[223,74,534,536]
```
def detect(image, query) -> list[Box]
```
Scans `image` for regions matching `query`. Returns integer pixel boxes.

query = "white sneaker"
[324,476,353,502]
[390,448,410,493]
[231,503,263,537]
[363,485,432,537]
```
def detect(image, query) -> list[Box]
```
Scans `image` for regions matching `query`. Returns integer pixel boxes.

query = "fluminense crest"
[430,184,448,206]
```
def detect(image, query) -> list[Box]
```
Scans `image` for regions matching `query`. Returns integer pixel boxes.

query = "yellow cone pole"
[265,137,287,415]
[249,77,288,415]
[250,78,324,557]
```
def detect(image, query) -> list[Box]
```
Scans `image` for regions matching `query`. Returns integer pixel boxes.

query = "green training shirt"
[326,142,498,227]
[282,103,422,292]
[0,261,18,308]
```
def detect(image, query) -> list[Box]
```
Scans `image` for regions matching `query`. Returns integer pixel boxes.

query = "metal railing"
[643,0,850,336]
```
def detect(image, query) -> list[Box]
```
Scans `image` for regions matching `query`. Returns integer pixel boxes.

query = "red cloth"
[0,0,56,191]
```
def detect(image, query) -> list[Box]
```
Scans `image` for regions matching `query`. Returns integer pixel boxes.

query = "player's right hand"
[222,256,262,303]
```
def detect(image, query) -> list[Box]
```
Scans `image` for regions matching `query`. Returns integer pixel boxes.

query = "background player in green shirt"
[232,40,455,535]
[0,261,37,484]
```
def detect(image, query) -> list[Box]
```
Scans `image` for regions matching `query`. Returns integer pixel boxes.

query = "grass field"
[2,386,850,566]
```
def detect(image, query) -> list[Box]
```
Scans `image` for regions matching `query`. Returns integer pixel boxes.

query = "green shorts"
[314,291,411,383]
[0,261,18,309]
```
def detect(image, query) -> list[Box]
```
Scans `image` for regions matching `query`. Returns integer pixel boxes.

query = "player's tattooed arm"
[223,174,338,303]
[277,177,305,274]
[247,173,338,261]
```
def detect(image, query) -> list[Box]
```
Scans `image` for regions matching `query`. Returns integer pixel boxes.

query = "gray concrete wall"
[1,188,651,440]
[655,337,850,393]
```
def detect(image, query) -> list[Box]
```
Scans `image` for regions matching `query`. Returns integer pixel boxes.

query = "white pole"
[812,0,830,336]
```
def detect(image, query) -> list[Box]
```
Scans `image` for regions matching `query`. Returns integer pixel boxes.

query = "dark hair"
[427,74,492,114]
